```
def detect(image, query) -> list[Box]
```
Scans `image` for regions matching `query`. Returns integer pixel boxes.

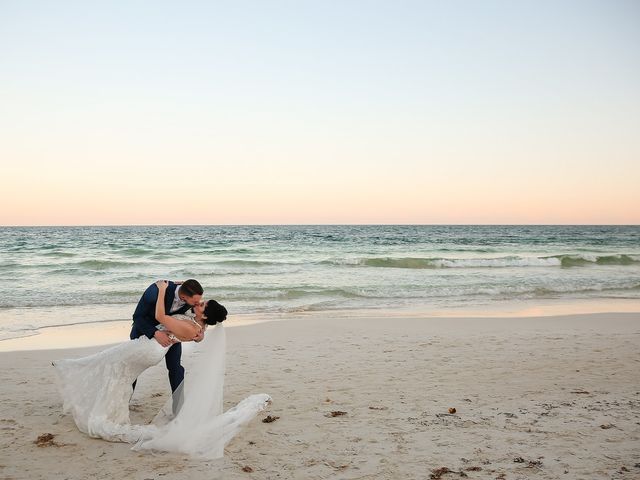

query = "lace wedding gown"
[53,323,270,459]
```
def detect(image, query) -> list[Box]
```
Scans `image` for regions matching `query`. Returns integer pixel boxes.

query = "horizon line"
[2,223,639,228]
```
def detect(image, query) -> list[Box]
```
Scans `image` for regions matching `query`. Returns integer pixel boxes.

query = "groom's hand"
[154,331,174,347]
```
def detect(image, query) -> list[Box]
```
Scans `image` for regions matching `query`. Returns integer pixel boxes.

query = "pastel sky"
[1,0,639,225]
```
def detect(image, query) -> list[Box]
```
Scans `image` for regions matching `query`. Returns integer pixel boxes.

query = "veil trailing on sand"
[133,324,271,459]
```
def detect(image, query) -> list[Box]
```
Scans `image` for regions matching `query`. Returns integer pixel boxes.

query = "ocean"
[0,225,639,340]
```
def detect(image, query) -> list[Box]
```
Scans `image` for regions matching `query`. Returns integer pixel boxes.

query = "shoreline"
[2,297,640,352]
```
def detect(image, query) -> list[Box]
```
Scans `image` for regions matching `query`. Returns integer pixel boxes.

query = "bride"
[53,281,271,459]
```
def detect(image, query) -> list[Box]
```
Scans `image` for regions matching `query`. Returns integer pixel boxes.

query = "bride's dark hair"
[203,300,227,325]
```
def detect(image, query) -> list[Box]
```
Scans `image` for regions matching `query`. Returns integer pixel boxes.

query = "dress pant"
[130,324,185,413]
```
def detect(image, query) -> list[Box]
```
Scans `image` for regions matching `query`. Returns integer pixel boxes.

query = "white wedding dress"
[53,323,271,459]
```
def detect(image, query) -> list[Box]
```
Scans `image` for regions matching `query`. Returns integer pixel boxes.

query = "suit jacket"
[132,281,192,339]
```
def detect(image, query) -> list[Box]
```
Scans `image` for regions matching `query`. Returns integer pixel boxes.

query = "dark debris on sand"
[326,411,348,417]
[429,466,472,479]
[514,457,543,468]
[430,467,451,479]
[34,433,58,447]
[262,415,280,423]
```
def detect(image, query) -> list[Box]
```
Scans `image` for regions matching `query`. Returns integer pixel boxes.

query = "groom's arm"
[132,284,161,339]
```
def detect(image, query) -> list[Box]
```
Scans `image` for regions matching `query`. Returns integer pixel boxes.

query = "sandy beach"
[1,311,639,479]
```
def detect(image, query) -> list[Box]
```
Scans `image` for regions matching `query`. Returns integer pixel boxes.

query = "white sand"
[1,311,639,479]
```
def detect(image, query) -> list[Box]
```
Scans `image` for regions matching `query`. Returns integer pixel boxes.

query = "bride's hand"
[155,280,168,291]
[193,327,205,343]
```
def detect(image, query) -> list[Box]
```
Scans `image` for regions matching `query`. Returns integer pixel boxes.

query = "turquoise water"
[0,225,639,339]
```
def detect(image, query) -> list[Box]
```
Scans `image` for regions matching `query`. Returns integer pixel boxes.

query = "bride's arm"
[155,281,201,340]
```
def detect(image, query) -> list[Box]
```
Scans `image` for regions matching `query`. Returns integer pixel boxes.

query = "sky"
[1,0,639,225]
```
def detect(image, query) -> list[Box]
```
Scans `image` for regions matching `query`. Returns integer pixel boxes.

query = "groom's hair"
[180,279,204,297]
[203,300,227,325]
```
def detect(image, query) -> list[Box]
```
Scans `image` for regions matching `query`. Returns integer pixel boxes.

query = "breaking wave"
[323,254,640,269]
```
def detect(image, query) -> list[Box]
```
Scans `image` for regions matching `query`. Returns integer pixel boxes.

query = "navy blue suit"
[130,281,191,393]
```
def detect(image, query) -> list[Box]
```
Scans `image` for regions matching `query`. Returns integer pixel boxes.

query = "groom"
[130,279,204,395]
